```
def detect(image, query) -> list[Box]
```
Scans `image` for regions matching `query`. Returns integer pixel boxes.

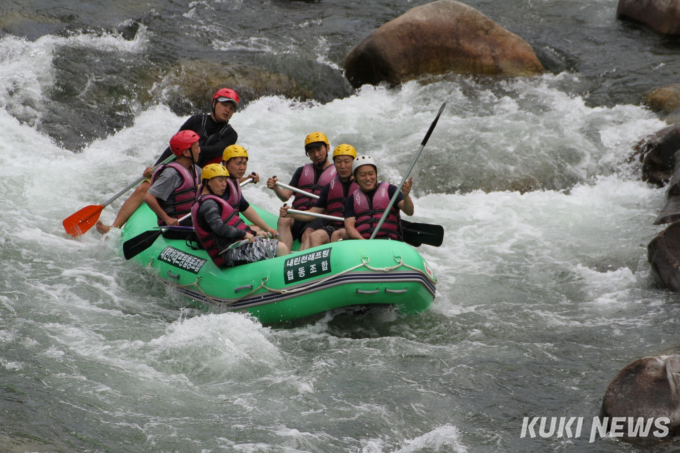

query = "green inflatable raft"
[121,203,437,324]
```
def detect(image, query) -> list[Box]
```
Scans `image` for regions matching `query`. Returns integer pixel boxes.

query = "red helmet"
[169,130,200,156]
[212,88,239,110]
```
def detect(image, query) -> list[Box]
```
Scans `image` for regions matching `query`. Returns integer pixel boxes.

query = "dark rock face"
[617,0,680,35]
[632,125,680,187]
[601,353,680,439]
[648,222,680,291]
[342,0,544,88]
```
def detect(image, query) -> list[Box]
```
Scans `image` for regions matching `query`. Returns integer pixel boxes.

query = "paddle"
[400,220,444,247]
[288,209,443,247]
[369,103,446,240]
[123,178,254,260]
[123,214,191,260]
[287,208,339,222]
[63,154,176,237]
[275,181,320,199]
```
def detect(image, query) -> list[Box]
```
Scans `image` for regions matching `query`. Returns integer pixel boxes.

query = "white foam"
[393,425,467,453]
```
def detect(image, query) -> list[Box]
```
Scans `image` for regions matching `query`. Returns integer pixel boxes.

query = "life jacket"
[194,114,235,166]
[326,176,359,228]
[292,163,337,211]
[191,194,252,267]
[352,182,402,240]
[221,177,242,211]
[150,162,200,226]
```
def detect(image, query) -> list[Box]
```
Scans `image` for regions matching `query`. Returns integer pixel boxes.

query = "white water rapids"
[1,29,680,453]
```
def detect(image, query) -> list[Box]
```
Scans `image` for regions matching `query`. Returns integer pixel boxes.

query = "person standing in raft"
[221,145,279,238]
[143,130,201,227]
[279,144,359,248]
[266,132,337,251]
[96,88,256,234]
[344,156,414,241]
[192,164,288,267]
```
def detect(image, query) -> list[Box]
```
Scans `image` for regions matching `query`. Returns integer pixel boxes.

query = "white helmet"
[352,155,377,174]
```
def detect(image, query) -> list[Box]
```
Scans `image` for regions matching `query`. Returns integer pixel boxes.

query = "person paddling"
[221,145,279,238]
[192,164,288,267]
[344,156,414,241]
[143,131,201,227]
[266,132,337,250]
[96,88,250,234]
[280,144,359,248]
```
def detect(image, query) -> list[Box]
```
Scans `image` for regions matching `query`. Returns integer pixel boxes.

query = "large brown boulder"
[617,0,680,35]
[601,352,680,439]
[342,0,544,88]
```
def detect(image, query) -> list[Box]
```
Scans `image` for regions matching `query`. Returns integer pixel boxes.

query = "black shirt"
[154,114,238,167]
[344,184,403,219]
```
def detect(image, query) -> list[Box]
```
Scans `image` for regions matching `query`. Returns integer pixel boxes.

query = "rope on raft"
[167,256,433,307]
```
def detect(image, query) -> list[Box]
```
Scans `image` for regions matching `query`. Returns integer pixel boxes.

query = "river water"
[2,0,680,451]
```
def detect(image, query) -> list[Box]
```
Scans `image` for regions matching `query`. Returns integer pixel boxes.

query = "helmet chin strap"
[314,151,328,169]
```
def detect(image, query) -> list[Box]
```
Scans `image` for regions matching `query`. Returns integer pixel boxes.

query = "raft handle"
[235,284,253,293]
[356,288,379,295]
[385,288,407,294]
[167,270,180,280]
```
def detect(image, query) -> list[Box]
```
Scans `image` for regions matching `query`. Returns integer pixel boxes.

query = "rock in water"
[643,85,680,116]
[617,0,680,36]
[342,0,544,88]
[601,352,680,439]
[648,221,680,291]
[631,124,680,187]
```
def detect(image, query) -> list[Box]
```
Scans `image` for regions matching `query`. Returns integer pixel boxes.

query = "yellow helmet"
[304,132,329,148]
[202,163,230,181]
[333,144,357,160]
[222,144,249,162]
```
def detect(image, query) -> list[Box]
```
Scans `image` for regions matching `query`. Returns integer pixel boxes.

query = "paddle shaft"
[101,155,176,208]
[287,208,339,222]
[276,181,320,199]
[369,103,446,240]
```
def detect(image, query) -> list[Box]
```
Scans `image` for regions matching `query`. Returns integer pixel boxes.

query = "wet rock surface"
[617,0,680,36]
[601,351,680,439]
[342,0,544,88]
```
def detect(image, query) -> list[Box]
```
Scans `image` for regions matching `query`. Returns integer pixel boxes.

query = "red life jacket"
[352,182,401,240]
[222,177,242,211]
[150,162,199,226]
[191,194,252,267]
[292,163,337,211]
[326,176,359,228]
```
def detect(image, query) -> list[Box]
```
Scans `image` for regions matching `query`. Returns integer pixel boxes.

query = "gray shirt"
[149,165,201,201]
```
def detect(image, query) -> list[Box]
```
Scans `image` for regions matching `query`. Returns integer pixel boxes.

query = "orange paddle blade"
[62,204,104,237]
